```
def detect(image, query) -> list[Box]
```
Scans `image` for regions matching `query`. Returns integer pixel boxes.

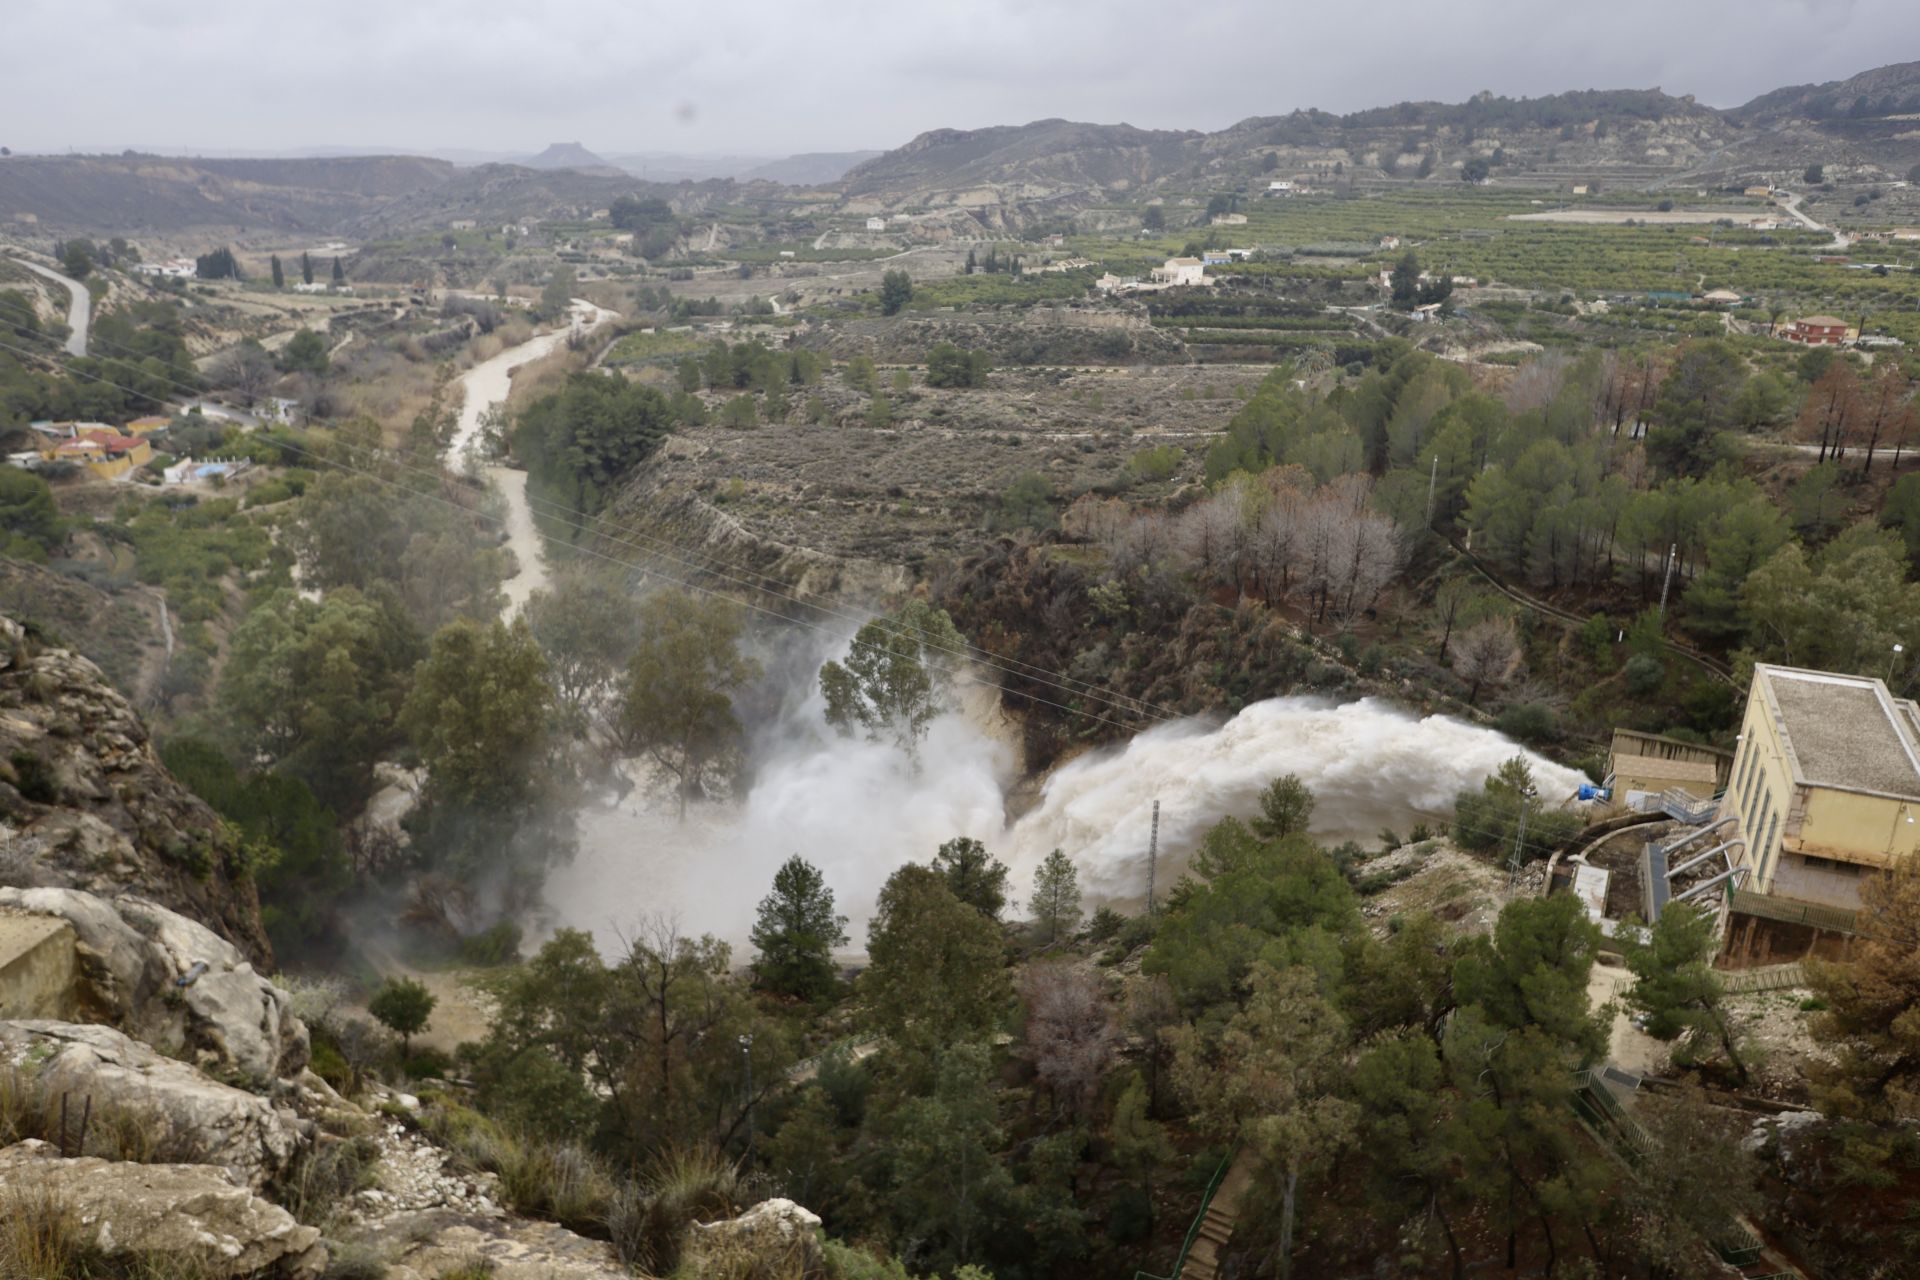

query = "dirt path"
[448,297,618,616]
[1589,960,1668,1075]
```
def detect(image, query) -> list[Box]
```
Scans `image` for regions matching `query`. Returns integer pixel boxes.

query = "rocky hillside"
[839,62,1920,210]
[0,614,272,965]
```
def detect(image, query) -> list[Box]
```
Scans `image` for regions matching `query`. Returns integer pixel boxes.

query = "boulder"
[376,1211,630,1280]
[0,886,308,1083]
[0,1140,327,1278]
[0,1020,310,1188]
[0,617,273,964]
[689,1198,825,1278]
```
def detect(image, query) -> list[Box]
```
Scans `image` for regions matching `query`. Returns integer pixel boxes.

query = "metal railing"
[1133,1146,1238,1280]
[1728,889,1859,936]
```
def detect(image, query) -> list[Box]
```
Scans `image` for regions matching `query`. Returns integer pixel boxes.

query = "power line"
[0,329,1602,860]
[0,316,1185,725]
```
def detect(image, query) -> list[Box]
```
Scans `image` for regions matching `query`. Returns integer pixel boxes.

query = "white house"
[449,219,477,231]
[1151,257,1206,287]
[1202,250,1233,266]
[133,259,195,279]
[865,217,887,232]
[291,282,329,294]
[1266,180,1295,196]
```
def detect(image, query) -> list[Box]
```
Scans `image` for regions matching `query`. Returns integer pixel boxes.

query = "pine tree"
[300,252,314,285]
[749,855,848,1001]
[965,248,977,275]
[270,255,285,289]
[332,256,345,284]
[933,836,1009,919]
[1028,848,1082,943]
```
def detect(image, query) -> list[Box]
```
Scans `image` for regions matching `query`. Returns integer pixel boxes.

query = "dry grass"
[417,1101,615,1233]
[0,1186,217,1280]
[0,1065,206,1166]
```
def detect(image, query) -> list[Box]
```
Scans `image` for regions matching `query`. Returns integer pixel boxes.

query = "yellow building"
[124,416,173,436]
[47,431,152,481]
[1605,728,1730,809]
[1722,665,1920,930]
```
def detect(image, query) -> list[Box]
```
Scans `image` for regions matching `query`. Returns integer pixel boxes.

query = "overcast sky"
[10,0,1913,159]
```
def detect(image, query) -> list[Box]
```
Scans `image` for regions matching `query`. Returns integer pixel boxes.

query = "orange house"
[1782,315,1852,346]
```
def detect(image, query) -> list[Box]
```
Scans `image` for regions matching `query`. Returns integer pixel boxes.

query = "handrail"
[1134,1146,1238,1280]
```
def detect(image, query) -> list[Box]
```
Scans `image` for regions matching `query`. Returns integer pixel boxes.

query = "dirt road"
[10,255,89,355]
[449,297,618,616]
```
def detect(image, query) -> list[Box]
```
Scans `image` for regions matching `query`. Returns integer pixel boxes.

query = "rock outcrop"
[0,1140,328,1278]
[0,616,273,965]
[0,886,307,1083]
[0,1021,309,1188]
[689,1198,826,1277]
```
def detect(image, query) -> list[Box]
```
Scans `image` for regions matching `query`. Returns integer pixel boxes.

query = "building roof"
[1164,257,1202,267]
[1794,315,1848,328]
[1756,664,1920,798]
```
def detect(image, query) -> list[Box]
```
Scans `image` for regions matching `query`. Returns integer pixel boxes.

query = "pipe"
[1672,865,1748,906]
[1669,838,1745,881]
[1657,815,1736,859]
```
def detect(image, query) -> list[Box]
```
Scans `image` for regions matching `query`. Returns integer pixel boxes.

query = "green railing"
[1134,1147,1238,1280]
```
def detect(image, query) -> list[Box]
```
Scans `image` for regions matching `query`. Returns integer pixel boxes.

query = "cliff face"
[0,615,272,967]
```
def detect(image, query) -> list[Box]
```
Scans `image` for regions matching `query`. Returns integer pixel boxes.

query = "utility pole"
[1656,542,1677,620]
[1509,795,1530,887]
[1425,452,1439,529]
[738,1033,755,1167]
[1145,799,1161,917]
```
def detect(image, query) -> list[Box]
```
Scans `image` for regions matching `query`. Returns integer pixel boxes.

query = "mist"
[540,629,1588,956]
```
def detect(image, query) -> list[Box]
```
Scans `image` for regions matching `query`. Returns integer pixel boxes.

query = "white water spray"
[543,659,1588,954]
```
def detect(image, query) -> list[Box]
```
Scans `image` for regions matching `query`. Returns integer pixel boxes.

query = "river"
[449,299,618,615]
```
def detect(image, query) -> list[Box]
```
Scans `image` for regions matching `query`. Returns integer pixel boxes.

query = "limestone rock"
[0,618,272,965]
[376,1211,629,1280]
[0,1020,310,1188]
[0,886,308,1083]
[689,1198,826,1277]
[0,1139,327,1278]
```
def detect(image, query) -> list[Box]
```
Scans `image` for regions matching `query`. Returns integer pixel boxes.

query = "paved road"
[10,255,89,355]
[1776,191,1850,251]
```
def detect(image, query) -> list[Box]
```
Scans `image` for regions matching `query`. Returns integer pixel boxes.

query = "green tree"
[1807,859,1920,1129]
[1880,471,1920,570]
[0,466,63,561]
[877,1041,1016,1268]
[1252,773,1314,839]
[866,391,893,429]
[1353,1031,1465,1276]
[934,836,1010,919]
[270,255,285,289]
[844,354,877,393]
[540,265,577,321]
[1142,206,1166,232]
[1389,251,1421,309]
[368,977,436,1055]
[1648,340,1746,477]
[819,600,966,765]
[1028,848,1082,943]
[1730,370,1790,428]
[749,855,849,1001]
[1621,903,1751,1086]
[878,269,913,315]
[719,393,758,428]
[926,343,991,389]
[522,572,642,736]
[331,256,345,285]
[1451,757,1582,863]
[1170,963,1358,1280]
[617,588,760,820]
[863,864,1008,1053]
[1453,893,1608,1058]
[219,587,419,810]
[278,328,329,377]
[1803,163,1824,184]
[995,470,1053,529]
[300,252,314,285]
[399,616,555,815]
[1461,157,1490,183]
[1622,1088,1764,1275]
[513,372,672,515]
[60,240,92,279]
[1742,523,1920,674]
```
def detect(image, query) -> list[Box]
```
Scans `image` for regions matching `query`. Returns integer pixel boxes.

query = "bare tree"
[210,341,278,409]
[1021,960,1116,1119]
[1452,615,1522,704]
[1061,494,1131,544]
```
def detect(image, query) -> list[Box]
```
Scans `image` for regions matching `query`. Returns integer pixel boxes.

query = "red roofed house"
[46,429,152,480]
[1781,315,1852,346]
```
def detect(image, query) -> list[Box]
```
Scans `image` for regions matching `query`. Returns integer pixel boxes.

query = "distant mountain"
[741,151,884,186]
[1733,60,1920,126]
[518,142,623,175]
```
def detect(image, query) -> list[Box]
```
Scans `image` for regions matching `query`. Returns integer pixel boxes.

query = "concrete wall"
[0,914,79,1021]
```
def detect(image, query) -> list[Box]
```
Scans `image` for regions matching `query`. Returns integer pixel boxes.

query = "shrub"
[1126,444,1182,483]
[456,922,523,967]
[282,1134,379,1227]
[617,1145,743,1274]
[1496,702,1563,744]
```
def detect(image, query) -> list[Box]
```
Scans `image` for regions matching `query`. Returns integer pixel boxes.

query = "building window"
[1760,809,1780,884]
[1801,855,1862,876]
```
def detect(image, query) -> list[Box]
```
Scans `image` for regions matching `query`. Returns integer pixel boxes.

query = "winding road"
[9,255,89,355]
[448,297,618,616]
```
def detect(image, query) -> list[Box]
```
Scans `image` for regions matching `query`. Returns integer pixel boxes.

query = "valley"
[5,44,1920,1280]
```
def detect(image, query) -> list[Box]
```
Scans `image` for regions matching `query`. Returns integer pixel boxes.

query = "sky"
[8,0,1913,160]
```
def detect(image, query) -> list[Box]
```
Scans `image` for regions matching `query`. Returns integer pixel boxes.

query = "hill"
[517,141,625,175]
[741,149,885,185]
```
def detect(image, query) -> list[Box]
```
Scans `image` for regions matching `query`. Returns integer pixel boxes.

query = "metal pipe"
[1657,816,1735,859]
[1669,838,1745,881]
[1672,865,1749,905]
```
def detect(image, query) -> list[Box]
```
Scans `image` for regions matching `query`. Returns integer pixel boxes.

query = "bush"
[1496,702,1563,744]
[1623,653,1666,697]
[615,1145,744,1274]
[457,921,523,966]
[1126,444,1183,483]
[282,1133,379,1228]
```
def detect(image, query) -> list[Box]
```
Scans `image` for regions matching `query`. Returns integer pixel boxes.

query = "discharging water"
[544,679,1589,953]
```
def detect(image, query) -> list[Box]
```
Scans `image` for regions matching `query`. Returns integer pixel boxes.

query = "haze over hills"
[5,60,1919,237]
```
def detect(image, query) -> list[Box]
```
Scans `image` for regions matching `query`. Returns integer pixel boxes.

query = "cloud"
[6,0,1908,156]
